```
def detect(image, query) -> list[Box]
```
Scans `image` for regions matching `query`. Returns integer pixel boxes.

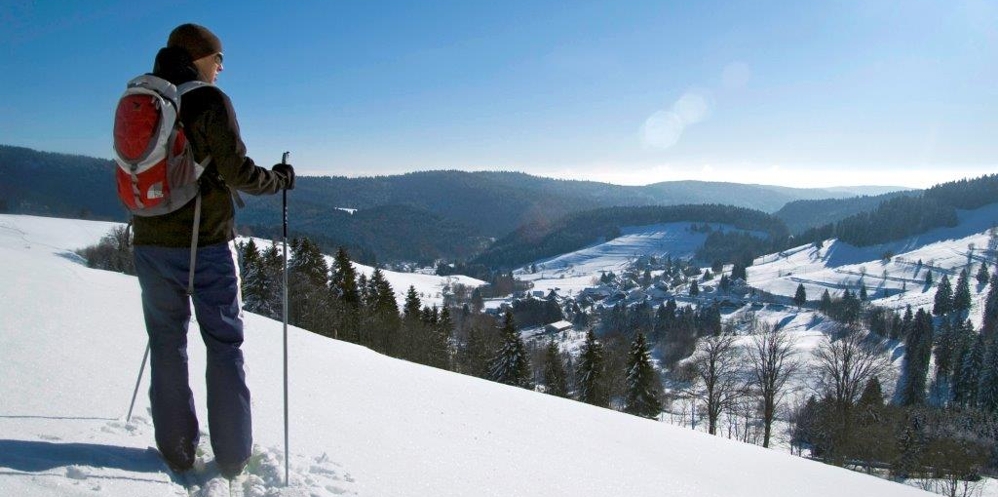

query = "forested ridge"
[7,143,980,266]
[774,190,916,234]
[794,174,998,248]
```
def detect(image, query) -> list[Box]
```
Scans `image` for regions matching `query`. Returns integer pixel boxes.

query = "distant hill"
[0,146,122,221]
[0,144,909,263]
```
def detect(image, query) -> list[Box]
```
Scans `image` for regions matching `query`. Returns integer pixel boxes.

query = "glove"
[272,163,295,190]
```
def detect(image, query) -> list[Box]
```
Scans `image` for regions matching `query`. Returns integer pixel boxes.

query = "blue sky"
[2,0,995,188]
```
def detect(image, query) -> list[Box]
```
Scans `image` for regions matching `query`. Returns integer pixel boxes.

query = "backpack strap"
[177,80,211,96]
[187,190,202,296]
[174,82,246,211]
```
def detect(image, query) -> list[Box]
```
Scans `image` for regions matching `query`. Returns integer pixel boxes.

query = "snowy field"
[0,214,941,496]
[514,222,753,297]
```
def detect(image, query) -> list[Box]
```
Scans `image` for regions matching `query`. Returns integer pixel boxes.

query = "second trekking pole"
[281,151,291,487]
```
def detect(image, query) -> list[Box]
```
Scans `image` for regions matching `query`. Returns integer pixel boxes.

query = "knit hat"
[167,23,222,61]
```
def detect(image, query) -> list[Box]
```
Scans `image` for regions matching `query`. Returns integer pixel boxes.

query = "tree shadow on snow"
[0,439,162,473]
[56,250,88,265]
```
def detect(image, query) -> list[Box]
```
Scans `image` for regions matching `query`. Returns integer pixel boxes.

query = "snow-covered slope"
[0,214,936,496]
[748,203,998,327]
[514,222,750,296]
[516,204,998,328]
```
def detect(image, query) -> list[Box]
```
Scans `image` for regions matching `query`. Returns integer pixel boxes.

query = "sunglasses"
[214,52,224,65]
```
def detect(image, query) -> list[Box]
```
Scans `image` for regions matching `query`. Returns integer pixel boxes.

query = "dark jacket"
[132,47,288,247]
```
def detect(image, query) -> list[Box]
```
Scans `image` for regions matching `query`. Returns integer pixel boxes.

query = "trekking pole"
[126,343,150,423]
[281,151,291,487]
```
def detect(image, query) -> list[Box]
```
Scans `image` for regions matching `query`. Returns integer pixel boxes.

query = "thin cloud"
[641,90,713,150]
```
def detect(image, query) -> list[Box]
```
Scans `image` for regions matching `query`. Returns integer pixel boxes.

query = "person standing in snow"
[130,23,294,479]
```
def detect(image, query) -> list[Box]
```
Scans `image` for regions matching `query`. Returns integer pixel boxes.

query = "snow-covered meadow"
[0,214,942,496]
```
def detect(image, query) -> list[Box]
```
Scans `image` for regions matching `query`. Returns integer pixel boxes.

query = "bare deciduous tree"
[691,333,742,435]
[748,323,801,448]
[811,326,892,465]
[813,327,892,407]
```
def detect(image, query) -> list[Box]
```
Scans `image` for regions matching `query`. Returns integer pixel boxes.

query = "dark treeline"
[596,298,722,368]
[774,190,916,235]
[794,174,998,248]
[694,229,775,272]
[793,385,994,488]
[474,204,790,270]
[241,203,483,266]
[0,145,123,221]
[239,237,457,369]
[924,174,998,211]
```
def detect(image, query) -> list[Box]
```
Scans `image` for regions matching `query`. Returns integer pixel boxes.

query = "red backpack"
[113,75,210,216]
[113,74,217,295]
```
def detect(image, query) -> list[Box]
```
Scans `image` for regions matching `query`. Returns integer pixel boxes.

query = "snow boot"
[219,457,248,480]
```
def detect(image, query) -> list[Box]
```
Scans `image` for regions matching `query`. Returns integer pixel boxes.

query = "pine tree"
[489,310,532,389]
[954,331,985,407]
[933,274,953,316]
[357,273,369,305]
[983,271,998,338]
[260,243,284,318]
[793,283,807,308]
[731,261,747,281]
[858,377,884,408]
[840,289,861,324]
[901,305,914,342]
[979,335,998,412]
[689,279,699,297]
[403,286,422,321]
[653,300,676,344]
[931,318,959,404]
[858,284,868,301]
[624,333,662,419]
[819,289,832,314]
[461,318,496,379]
[398,286,424,361]
[367,268,400,355]
[241,239,272,316]
[977,263,990,286]
[289,237,328,287]
[925,270,934,287]
[331,247,359,305]
[576,330,607,407]
[288,237,331,332]
[898,309,934,406]
[471,287,484,314]
[420,305,438,325]
[542,340,568,397]
[431,306,454,370]
[719,273,731,293]
[953,269,972,313]
[327,248,360,342]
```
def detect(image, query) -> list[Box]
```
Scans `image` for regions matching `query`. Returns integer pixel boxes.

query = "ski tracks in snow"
[15,416,359,497]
